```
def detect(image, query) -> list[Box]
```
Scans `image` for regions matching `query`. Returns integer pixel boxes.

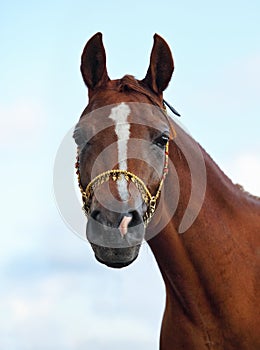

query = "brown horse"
[74,33,260,349]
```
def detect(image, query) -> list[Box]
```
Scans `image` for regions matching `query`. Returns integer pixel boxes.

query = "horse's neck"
[163,120,259,234]
[148,121,259,333]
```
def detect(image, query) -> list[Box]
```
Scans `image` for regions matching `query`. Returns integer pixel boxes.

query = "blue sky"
[0,1,259,349]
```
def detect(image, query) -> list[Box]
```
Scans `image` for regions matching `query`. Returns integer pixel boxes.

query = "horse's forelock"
[117,75,163,108]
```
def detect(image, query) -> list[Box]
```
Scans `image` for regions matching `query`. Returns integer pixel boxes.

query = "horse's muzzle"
[86,209,145,268]
[91,243,141,268]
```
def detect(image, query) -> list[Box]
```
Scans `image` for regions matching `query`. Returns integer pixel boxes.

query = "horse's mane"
[199,143,260,202]
[235,183,260,201]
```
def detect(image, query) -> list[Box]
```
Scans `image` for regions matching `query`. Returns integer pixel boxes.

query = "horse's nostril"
[128,210,142,227]
[91,210,101,221]
[90,208,143,230]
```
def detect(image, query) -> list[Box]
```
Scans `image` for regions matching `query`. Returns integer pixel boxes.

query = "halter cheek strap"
[75,141,169,227]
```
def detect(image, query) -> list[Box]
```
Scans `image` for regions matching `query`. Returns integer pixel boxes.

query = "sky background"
[0,1,259,349]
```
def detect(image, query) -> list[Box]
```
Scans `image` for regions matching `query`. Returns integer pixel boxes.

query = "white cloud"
[0,98,46,146]
[0,244,164,350]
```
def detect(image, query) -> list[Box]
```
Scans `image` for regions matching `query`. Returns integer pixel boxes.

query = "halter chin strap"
[75,141,169,227]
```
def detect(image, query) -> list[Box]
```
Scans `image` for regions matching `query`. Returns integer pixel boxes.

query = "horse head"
[74,32,174,268]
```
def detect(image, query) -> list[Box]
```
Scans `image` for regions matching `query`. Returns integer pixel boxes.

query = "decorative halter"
[75,141,169,227]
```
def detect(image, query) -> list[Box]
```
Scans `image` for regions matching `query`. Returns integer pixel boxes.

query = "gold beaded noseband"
[75,141,169,227]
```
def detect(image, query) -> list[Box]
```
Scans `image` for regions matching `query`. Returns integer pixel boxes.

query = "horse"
[73,32,260,349]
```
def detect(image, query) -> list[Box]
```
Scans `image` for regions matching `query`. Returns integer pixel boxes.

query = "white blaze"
[109,103,131,201]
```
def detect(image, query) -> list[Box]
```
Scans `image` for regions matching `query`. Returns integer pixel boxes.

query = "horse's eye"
[154,134,169,148]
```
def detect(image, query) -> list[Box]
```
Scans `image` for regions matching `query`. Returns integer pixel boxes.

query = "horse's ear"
[80,32,110,90]
[142,34,174,94]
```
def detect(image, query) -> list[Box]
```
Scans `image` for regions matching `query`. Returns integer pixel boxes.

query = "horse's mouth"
[91,243,141,269]
[95,254,138,268]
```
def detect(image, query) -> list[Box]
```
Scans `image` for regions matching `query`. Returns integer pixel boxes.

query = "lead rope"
[163,99,181,117]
